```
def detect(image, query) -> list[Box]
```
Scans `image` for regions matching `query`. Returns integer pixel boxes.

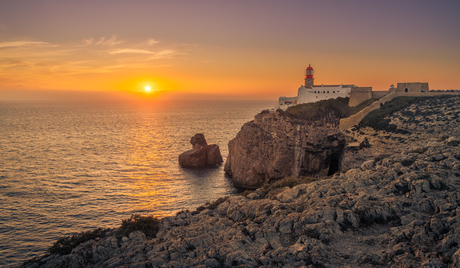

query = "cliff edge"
[224,110,346,189]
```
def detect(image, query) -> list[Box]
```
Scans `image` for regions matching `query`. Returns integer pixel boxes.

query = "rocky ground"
[23,96,460,268]
[343,95,460,170]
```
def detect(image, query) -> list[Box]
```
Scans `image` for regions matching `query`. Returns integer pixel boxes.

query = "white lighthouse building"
[278,65,357,109]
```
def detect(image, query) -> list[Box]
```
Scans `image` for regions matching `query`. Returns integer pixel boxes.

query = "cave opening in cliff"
[327,153,341,176]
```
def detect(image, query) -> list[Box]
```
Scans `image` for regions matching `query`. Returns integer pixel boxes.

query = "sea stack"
[179,133,223,168]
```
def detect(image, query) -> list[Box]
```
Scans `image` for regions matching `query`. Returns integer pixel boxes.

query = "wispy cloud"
[0,41,54,48]
[95,35,123,46]
[147,49,178,59]
[147,38,160,45]
[110,49,156,54]
[0,36,188,82]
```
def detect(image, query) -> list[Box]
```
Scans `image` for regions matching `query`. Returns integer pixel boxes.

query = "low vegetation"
[28,214,160,264]
[359,95,451,131]
[280,97,378,122]
[48,228,109,256]
[255,176,320,199]
[116,214,160,239]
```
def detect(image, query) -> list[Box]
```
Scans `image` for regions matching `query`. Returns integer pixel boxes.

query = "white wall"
[297,85,352,104]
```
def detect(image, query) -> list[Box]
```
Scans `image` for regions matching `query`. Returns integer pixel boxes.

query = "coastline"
[22,96,460,267]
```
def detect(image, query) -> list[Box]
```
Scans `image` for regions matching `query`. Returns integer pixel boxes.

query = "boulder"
[205,144,223,165]
[224,111,346,189]
[179,133,223,168]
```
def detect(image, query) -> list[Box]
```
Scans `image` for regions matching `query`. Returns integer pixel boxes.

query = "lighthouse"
[305,64,314,87]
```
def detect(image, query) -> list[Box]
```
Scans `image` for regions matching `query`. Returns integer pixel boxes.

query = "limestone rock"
[225,111,346,189]
[179,133,223,168]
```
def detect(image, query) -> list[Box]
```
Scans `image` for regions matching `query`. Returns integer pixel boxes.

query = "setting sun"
[145,86,151,92]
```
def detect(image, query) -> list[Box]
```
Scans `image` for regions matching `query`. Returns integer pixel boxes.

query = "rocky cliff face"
[224,110,346,189]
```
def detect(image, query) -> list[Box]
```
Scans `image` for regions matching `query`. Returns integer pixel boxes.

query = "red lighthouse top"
[305,64,314,79]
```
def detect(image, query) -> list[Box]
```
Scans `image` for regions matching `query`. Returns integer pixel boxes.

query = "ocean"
[0,100,274,267]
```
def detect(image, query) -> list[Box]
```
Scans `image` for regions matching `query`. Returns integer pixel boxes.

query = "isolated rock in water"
[225,110,346,189]
[190,133,207,149]
[179,148,207,167]
[206,144,223,165]
[179,133,223,168]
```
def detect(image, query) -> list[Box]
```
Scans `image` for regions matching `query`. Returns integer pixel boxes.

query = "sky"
[1,0,460,101]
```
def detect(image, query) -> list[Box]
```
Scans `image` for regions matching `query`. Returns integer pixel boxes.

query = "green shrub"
[116,214,160,239]
[48,228,109,256]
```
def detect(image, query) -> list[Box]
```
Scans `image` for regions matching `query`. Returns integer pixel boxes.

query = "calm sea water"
[0,100,274,267]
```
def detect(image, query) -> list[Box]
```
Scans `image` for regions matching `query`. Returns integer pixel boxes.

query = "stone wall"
[371,90,390,99]
[348,87,373,107]
[397,82,429,93]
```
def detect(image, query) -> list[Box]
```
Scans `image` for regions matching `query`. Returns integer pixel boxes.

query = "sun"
[145,86,151,92]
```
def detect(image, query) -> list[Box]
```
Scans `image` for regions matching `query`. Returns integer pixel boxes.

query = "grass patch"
[48,228,109,256]
[116,214,160,239]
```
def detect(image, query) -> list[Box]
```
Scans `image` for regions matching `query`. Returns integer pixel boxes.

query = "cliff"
[224,110,346,189]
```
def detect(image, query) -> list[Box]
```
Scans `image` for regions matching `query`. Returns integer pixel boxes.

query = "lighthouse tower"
[305,65,314,88]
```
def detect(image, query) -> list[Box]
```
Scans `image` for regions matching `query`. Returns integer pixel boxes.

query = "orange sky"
[1,0,460,101]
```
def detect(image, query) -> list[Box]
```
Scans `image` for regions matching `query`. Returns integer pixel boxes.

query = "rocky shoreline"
[22,96,460,268]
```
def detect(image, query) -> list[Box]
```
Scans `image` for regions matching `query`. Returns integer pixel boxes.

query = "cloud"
[147,38,160,45]
[0,41,53,48]
[83,38,93,46]
[110,48,179,59]
[95,35,123,46]
[148,49,178,59]
[110,49,156,54]
[0,36,186,82]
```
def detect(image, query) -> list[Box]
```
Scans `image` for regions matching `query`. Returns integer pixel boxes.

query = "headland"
[23,95,460,268]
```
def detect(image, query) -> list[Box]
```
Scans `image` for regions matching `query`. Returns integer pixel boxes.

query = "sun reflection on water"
[0,100,275,266]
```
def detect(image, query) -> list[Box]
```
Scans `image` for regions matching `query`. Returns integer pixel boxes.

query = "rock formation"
[24,138,460,268]
[179,133,223,168]
[224,110,346,189]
